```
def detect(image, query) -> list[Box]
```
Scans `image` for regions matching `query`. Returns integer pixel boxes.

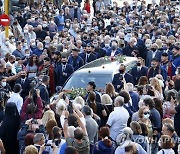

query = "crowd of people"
[0,0,180,153]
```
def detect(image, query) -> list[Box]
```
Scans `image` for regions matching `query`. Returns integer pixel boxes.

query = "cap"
[161,52,168,57]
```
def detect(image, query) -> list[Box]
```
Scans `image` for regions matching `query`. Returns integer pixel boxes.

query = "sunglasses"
[144,112,150,115]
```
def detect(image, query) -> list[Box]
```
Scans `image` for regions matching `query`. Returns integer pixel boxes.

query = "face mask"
[43,24,47,27]
[26,53,30,57]
[5,41,9,45]
[152,48,156,52]
[11,38,15,42]
[31,43,36,47]
[137,62,141,66]
[119,70,125,74]
[21,75,26,79]
[50,21,54,24]
[134,42,137,46]
[105,44,109,47]
[151,63,156,68]
[39,48,43,51]
[1,82,6,87]
[112,46,116,50]
[43,8,47,11]
[145,43,151,48]
[62,62,66,65]
[144,113,150,119]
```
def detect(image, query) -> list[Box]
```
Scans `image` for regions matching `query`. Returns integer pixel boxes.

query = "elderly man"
[123,37,139,56]
[106,96,129,141]
[32,42,44,57]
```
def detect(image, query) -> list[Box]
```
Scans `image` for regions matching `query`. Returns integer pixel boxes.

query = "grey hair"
[114,96,124,107]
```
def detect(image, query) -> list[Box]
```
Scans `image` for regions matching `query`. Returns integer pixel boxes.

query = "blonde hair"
[74,96,85,107]
[101,94,113,105]
[24,145,38,154]
[56,99,66,116]
[150,77,162,94]
[42,110,56,126]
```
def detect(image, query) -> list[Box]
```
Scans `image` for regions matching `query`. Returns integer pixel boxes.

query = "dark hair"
[144,98,155,109]
[125,143,138,154]
[160,135,175,149]
[99,127,112,147]
[88,81,96,90]
[82,105,91,116]
[46,120,57,140]
[146,85,155,96]
[68,115,79,127]
[88,92,97,113]
[65,146,78,154]
[13,84,22,93]
[74,128,84,140]
[42,75,49,83]
[24,133,35,146]
[174,79,180,92]
[137,86,143,95]
[138,76,148,86]
[166,90,176,101]
[153,98,163,118]
[28,54,39,67]
[44,57,51,61]
[119,90,130,104]
[139,122,148,136]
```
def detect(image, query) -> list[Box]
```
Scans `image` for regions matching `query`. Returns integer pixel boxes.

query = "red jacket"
[20,97,43,121]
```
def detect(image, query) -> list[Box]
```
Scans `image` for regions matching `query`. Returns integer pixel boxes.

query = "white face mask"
[144,113,150,119]
[145,43,151,48]
[1,82,6,87]
[31,43,36,47]
[5,41,9,45]
[26,53,30,57]
[134,42,137,46]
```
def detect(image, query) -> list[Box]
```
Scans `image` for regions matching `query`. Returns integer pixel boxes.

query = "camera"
[67,101,73,114]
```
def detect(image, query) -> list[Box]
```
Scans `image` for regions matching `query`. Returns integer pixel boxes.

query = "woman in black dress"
[0,102,20,154]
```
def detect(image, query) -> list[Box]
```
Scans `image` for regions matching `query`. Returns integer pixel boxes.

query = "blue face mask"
[112,46,116,50]
[144,113,150,119]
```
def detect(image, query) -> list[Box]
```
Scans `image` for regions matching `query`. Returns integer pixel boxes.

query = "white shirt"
[7,92,23,114]
[107,106,129,141]
[157,149,175,154]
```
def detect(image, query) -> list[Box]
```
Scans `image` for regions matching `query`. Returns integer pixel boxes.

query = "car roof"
[74,56,137,75]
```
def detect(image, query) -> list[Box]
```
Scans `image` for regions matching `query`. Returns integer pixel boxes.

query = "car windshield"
[63,73,112,90]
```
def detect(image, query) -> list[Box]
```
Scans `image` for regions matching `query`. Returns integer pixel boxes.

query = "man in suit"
[122,37,139,56]
[92,39,106,58]
[79,43,97,64]
[130,57,148,85]
[39,57,55,96]
[37,75,50,105]
[147,58,167,81]
[68,48,84,71]
[15,71,32,101]
[146,43,162,67]
[106,40,122,56]
[172,46,180,68]
[56,56,74,87]
[112,64,134,92]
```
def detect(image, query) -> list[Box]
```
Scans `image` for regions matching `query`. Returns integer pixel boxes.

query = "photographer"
[20,89,43,121]
[17,118,46,154]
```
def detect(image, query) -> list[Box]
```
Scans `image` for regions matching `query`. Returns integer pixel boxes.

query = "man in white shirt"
[106,96,129,141]
[7,84,23,114]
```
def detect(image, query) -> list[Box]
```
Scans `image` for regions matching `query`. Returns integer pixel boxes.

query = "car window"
[63,74,112,90]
